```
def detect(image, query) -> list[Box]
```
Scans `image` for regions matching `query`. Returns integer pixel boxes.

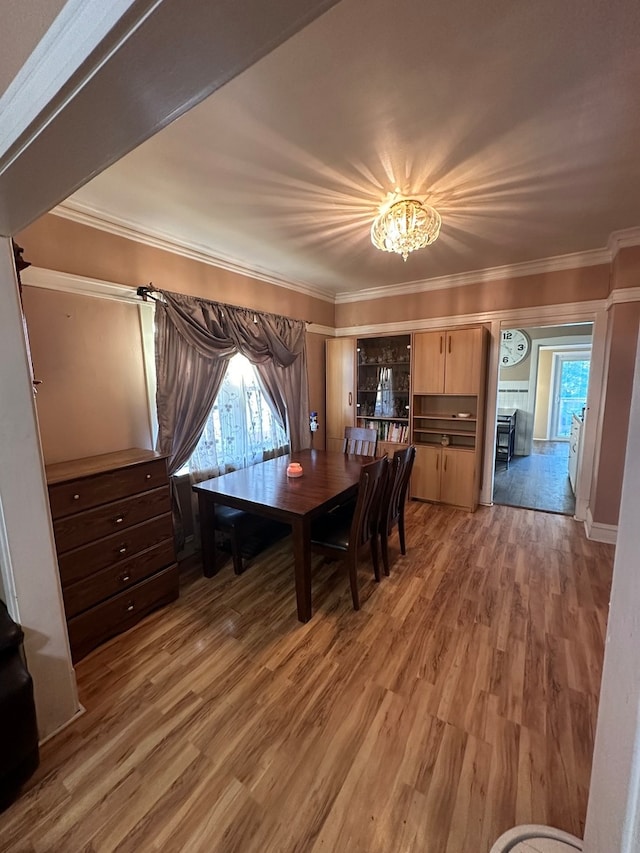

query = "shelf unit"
[356,334,411,456]
[410,327,488,510]
[412,395,478,450]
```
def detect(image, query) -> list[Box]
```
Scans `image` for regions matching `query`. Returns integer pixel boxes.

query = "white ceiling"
[62,0,640,297]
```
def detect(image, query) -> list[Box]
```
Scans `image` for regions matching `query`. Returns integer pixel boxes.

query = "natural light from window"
[180,353,288,480]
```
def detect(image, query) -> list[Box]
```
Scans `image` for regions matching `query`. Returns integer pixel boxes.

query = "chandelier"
[371,196,441,261]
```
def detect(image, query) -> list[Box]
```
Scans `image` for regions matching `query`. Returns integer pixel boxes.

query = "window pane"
[556,358,590,438]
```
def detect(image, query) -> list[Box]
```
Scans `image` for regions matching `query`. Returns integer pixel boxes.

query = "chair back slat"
[351,456,388,550]
[343,426,378,457]
[382,445,416,535]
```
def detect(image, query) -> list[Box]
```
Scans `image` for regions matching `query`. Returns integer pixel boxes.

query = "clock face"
[500,329,530,367]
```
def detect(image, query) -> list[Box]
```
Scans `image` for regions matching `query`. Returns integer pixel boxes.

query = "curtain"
[187,354,289,481]
[155,289,310,475]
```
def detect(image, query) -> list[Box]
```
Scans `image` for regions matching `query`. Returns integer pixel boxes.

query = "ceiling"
[60,0,640,298]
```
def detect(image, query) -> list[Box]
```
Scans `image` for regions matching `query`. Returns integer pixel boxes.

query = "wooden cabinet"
[326,334,411,457]
[356,334,411,457]
[412,446,476,509]
[326,337,356,453]
[413,328,484,394]
[411,326,488,511]
[46,448,179,662]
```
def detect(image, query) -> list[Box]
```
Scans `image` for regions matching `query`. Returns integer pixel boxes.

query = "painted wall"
[17,214,335,328]
[16,214,331,465]
[21,287,152,464]
[533,349,553,439]
[335,265,610,329]
[583,332,640,853]
[590,302,640,525]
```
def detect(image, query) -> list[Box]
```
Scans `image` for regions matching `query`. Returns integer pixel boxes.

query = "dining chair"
[214,505,287,575]
[310,455,388,610]
[379,445,416,576]
[343,426,378,456]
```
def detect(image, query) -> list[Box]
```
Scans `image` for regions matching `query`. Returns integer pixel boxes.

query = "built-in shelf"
[356,415,409,422]
[414,428,476,438]
[414,415,477,423]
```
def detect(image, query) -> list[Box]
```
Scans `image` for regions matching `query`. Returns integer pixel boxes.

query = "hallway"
[493,440,575,515]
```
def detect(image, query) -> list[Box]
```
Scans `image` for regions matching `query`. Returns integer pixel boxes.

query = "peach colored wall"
[17,214,336,328]
[17,214,331,463]
[336,265,610,328]
[21,287,152,464]
[533,349,553,439]
[591,302,640,525]
[611,246,640,290]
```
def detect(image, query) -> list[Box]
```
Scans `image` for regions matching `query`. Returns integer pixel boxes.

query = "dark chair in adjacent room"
[379,445,416,576]
[343,426,378,457]
[310,455,388,609]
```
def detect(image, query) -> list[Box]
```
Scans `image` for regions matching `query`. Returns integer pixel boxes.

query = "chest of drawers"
[46,449,179,662]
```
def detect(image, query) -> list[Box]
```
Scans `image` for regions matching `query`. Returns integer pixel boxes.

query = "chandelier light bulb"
[371,196,441,261]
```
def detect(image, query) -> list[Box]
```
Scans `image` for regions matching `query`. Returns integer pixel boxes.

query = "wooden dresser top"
[45,448,167,485]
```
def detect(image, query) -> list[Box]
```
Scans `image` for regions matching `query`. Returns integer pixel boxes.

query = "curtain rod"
[136,284,312,324]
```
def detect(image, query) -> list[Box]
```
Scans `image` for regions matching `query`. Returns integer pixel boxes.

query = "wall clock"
[500,329,530,367]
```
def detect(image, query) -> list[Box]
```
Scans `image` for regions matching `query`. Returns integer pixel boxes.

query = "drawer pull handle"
[115,516,124,524]
[126,602,135,612]
[120,573,131,583]
[73,494,80,500]
[145,473,152,480]
[119,546,127,554]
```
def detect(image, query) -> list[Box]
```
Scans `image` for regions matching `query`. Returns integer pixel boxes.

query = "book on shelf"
[364,421,410,444]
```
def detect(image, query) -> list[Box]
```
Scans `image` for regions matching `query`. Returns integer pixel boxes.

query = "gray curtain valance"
[157,290,306,367]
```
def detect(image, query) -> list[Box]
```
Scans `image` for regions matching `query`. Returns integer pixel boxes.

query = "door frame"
[481,307,607,522]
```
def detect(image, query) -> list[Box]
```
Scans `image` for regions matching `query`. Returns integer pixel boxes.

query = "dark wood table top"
[192,449,367,519]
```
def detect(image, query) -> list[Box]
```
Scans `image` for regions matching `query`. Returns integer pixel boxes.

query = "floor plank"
[0,501,614,852]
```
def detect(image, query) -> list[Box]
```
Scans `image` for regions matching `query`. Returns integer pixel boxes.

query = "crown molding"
[50,201,639,310]
[335,299,606,338]
[51,201,336,305]
[20,265,334,336]
[607,226,640,255]
[606,286,640,309]
[336,248,611,304]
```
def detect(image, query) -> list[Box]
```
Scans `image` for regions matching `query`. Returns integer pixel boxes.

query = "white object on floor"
[490,825,583,853]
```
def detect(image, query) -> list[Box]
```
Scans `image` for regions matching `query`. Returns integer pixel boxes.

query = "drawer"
[48,459,168,520]
[67,563,179,662]
[53,486,171,553]
[62,539,176,618]
[58,514,173,587]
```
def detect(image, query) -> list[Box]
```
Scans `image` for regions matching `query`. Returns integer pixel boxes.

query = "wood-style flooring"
[0,501,614,853]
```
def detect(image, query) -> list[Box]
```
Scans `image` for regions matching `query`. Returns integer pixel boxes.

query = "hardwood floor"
[0,502,614,853]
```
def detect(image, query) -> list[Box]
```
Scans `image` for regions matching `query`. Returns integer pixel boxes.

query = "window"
[184,353,288,480]
[551,352,591,439]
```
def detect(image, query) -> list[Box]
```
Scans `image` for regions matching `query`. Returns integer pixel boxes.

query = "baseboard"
[584,507,618,544]
[38,704,86,746]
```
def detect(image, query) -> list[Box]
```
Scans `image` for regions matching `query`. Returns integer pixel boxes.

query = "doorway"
[492,323,593,515]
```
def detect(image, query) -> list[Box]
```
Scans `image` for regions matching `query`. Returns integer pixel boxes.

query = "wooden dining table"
[192,449,368,622]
